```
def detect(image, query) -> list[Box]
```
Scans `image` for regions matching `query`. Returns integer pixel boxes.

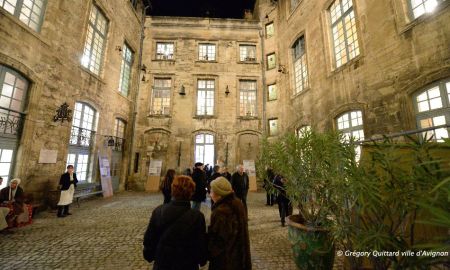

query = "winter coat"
[160,176,174,198]
[273,175,290,204]
[59,172,78,191]
[143,200,208,270]
[208,193,252,270]
[0,186,24,203]
[208,172,223,192]
[192,168,207,202]
[231,172,249,199]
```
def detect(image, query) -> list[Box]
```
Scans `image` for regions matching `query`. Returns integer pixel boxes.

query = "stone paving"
[0,192,338,270]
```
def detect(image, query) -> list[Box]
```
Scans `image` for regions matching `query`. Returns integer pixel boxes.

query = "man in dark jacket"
[273,175,292,227]
[191,162,207,211]
[208,177,252,270]
[208,165,222,192]
[143,176,207,270]
[231,165,249,214]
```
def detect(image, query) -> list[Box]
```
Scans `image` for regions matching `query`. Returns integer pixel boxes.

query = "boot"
[57,206,65,218]
[63,205,71,216]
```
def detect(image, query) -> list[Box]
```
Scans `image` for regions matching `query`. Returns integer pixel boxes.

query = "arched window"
[194,133,215,166]
[413,79,450,142]
[336,110,364,160]
[0,65,29,189]
[67,102,97,182]
[292,36,308,94]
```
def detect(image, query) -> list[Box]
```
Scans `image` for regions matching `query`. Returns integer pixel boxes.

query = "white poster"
[38,149,58,164]
[149,159,163,176]
[243,160,256,176]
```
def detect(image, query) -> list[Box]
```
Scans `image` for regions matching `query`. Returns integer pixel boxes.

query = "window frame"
[196,79,215,116]
[81,4,109,76]
[268,83,277,101]
[198,43,216,61]
[268,118,279,136]
[239,80,258,117]
[118,42,134,96]
[266,53,277,70]
[155,42,175,60]
[194,133,215,166]
[150,77,172,116]
[239,44,257,62]
[292,35,309,94]
[0,0,47,32]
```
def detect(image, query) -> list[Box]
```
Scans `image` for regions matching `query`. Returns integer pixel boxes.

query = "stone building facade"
[256,0,450,142]
[0,0,147,198]
[130,16,263,189]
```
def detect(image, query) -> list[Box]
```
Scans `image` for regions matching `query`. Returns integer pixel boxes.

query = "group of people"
[0,178,32,232]
[146,163,252,270]
[263,169,293,227]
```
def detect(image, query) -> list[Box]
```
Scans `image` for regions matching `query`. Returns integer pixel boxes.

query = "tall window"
[414,79,450,142]
[1,0,46,31]
[156,42,174,60]
[68,102,97,182]
[81,5,108,75]
[329,0,359,68]
[337,110,364,160]
[197,79,215,116]
[114,118,126,151]
[194,133,214,166]
[151,78,171,115]
[409,0,444,19]
[240,45,257,62]
[265,23,274,38]
[119,43,133,96]
[269,119,279,136]
[267,53,276,70]
[239,80,257,117]
[199,44,216,61]
[0,65,29,189]
[293,36,309,94]
[268,84,277,101]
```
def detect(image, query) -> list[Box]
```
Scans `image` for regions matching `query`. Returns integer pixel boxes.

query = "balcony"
[0,109,25,138]
[69,127,96,147]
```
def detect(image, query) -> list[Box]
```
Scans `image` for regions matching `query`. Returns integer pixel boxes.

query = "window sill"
[0,8,50,46]
[196,60,218,63]
[116,91,132,102]
[267,67,276,71]
[291,87,311,100]
[148,114,171,118]
[237,116,259,120]
[193,115,216,119]
[238,61,259,65]
[152,59,176,62]
[79,66,106,84]
[330,55,363,75]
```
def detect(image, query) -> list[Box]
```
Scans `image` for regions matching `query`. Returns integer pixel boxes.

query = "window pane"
[267,54,276,70]
[269,119,278,136]
[197,80,214,115]
[265,23,274,38]
[156,42,174,60]
[268,84,277,101]
[0,149,13,162]
[199,44,216,61]
[195,133,214,165]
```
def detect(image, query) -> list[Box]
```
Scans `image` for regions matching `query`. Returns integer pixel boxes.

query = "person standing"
[191,162,207,211]
[263,169,275,206]
[208,177,251,270]
[57,165,78,218]
[208,165,222,192]
[221,167,232,182]
[143,175,207,270]
[160,169,176,204]
[231,165,249,214]
[273,175,292,227]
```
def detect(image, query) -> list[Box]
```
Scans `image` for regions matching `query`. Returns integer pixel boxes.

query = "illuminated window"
[156,42,174,60]
[265,23,274,38]
[81,5,109,75]
[199,44,216,61]
[268,84,277,101]
[292,36,308,94]
[197,79,215,116]
[151,78,171,115]
[1,0,47,32]
[329,0,360,68]
[409,0,444,19]
[195,133,214,166]
[296,125,311,138]
[267,53,276,70]
[337,110,364,160]
[239,80,257,117]
[240,45,257,62]
[269,119,279,136]
[114,118,126,139]
[414,79,450,142]
[119,43,133,96]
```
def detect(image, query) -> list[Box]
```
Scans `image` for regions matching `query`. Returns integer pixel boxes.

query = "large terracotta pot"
[287,215,335,270]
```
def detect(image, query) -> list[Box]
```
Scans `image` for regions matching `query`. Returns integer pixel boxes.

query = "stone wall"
[0,0,145,199]
[131,16,263,189]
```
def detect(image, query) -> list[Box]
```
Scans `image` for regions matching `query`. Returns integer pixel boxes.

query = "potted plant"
[257,130,358,270]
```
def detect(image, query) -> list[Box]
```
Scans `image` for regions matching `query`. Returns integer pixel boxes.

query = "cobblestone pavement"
[0,192,339,270]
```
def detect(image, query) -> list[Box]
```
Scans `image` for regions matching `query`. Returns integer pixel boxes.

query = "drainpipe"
[259,27,267,134]
[127,0,151,189]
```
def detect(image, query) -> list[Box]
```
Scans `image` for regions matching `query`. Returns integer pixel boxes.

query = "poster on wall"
[243,160,256,176]
[38,149,58,164]
[148,159,163,176]
[98,152,113,198]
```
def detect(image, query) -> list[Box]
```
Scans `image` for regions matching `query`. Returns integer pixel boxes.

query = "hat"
[210,177,233,197]
[194,162,204,167]
[10,178,21,185]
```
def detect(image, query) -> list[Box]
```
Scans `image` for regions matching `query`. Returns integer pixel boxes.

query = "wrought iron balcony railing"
[0,108,25,138]
[69,126,96,147]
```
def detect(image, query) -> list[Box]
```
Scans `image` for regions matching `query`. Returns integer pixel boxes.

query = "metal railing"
[69,126,96,147]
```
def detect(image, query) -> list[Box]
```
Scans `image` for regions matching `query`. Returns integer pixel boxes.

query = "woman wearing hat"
[0,178,29,227]
[208,177,252,270]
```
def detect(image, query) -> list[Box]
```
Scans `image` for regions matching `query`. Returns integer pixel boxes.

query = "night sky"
[148,0,257,19]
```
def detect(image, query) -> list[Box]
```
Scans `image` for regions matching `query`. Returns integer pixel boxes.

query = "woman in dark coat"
[160,169,176,204]
[191,162,207,211]
[208,177,252,270]
[143,175,207,270]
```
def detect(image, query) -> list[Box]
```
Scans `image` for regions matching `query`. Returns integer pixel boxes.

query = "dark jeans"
[277,197,292,225]
[237,193,248,216]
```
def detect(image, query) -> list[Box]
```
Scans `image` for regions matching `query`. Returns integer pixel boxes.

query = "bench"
[73,186,103,207]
